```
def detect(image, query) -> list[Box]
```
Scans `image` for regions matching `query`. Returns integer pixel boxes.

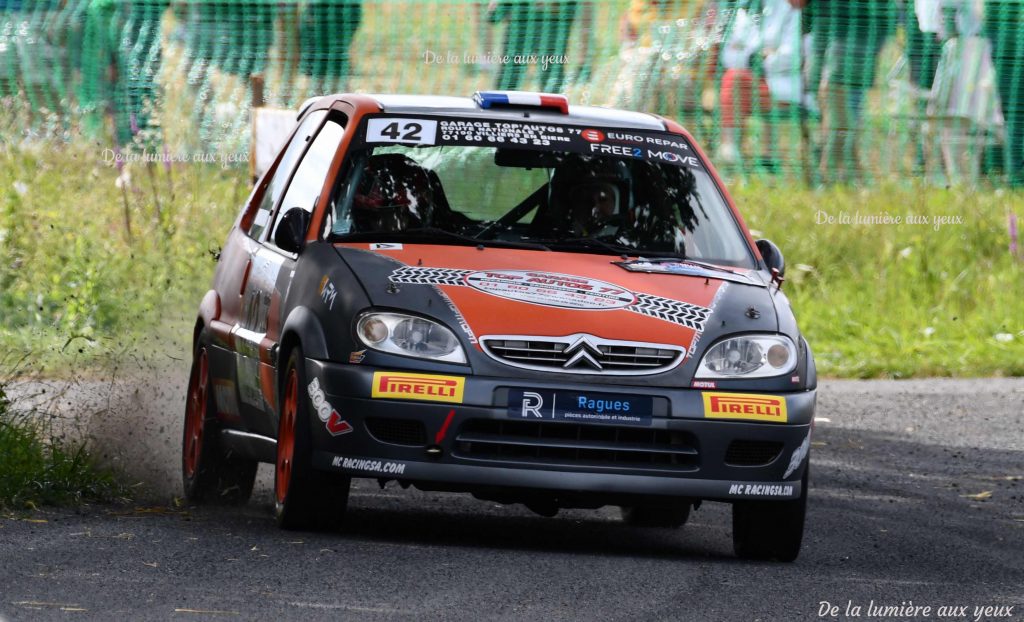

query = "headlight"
[355,312,467,364]
[695,334,797,378]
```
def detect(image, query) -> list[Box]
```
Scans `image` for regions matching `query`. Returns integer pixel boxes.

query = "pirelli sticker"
[372,372,465,404]
[702,392,787,423]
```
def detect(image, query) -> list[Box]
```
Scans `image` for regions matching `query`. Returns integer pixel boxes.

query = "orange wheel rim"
[184,349,208,478]
[276,368,298,504]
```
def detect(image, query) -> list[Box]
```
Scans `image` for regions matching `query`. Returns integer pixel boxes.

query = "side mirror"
[756,239,785,277]
[275,208,311,253]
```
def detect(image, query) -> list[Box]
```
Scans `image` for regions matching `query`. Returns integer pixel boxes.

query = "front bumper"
[305,359,816,502]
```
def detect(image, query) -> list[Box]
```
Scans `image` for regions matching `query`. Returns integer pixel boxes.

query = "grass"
[0,369,127,510]
[0,141,246,370]
[1,142,1022,378]
[738,180,1024,378]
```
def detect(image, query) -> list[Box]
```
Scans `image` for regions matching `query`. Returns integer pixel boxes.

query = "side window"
[269,118,346,244]
[248,110,327,240]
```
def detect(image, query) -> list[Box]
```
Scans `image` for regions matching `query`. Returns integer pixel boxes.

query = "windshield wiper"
[331,228,551,251]
[547,237,642,256]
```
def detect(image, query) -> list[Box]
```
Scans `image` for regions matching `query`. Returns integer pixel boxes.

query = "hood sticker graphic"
[687,281,730,358]
[466,270,636,310]
[389,266,712,332]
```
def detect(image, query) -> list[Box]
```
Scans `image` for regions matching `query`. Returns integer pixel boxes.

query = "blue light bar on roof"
[472,91,569,114]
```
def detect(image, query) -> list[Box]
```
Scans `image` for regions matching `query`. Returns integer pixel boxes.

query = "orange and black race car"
[182,91,816,561]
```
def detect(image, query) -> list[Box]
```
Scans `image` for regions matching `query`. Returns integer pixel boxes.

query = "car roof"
[314,93,668,131]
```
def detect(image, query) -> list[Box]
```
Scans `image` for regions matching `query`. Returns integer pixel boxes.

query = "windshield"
[327,115,755,268]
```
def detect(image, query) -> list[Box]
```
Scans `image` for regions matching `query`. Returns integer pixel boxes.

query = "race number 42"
[366,118,437,145]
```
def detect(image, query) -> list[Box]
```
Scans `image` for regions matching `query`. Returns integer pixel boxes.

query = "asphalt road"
[1,378,1022,621]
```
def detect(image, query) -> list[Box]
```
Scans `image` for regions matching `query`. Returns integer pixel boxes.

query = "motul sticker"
[307,378,353,436]
[371,372,465,403]
[703,392,788,423]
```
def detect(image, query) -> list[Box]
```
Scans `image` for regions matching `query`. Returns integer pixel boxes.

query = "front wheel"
[274,345,351,530]
[181,343,257,505]
[732,465,808,562]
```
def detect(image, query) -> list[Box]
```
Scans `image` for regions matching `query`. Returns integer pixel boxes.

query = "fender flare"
[195,290,223,349]
[199,290,221,325]
[280,305,330,361]
[801,337,817,391]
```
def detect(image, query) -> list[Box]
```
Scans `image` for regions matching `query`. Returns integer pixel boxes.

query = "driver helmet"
[352,154,433,232]
[549,155,632,236]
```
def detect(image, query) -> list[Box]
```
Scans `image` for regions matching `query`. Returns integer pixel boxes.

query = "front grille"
[453,419,699,472]
[481,334,685,375]
[724,440,784,466]
[365,417,428,446]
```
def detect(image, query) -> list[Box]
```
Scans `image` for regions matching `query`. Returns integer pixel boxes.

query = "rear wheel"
[182,344,257,504]
[732,466,808,562]
[620,502,691,528]
[274,345,351,530]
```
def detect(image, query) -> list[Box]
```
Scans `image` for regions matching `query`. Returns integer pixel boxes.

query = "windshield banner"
[355,114,704,170]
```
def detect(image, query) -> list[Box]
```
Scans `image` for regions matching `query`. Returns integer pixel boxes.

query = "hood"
[336,243,774,354]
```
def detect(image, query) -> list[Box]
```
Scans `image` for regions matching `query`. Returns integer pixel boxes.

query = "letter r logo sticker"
[522,392,544,418]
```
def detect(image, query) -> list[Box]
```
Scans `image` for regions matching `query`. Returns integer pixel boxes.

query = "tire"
[732,465,808,562]
[274,345,351,531]
[182,343,258,505]
[620,502,691,528]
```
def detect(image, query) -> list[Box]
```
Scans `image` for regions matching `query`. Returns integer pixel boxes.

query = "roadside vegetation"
[0,366,126,510]
[1,146,1022,380]
[0,143,244,369]
[739,180,1024,377]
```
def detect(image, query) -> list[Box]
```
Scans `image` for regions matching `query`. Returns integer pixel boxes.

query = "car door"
[234,113,348,436]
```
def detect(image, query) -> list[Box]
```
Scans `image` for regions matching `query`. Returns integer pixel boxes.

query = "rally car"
[182,91,816,561]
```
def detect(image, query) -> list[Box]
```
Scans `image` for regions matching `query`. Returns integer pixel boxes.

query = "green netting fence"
[1,0,1022,186]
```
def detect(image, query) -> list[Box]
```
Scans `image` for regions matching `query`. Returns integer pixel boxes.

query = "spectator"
[469,1,497,75]
[804,0,896,183]
[119,1,169,143]
[716,0,808,169]
[905,0,948,92]
[487,0,592,93]
[183,1,275,81]
[298,1,363,94]
[611,0,720,119]
[984,0,1024,186]
[79,0,169,144]
[924,0,999,182]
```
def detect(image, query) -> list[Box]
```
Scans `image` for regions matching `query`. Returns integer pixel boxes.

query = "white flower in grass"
[899,247,913,258]
[12,181,28,196]
[922,327,935,337]
[115,171,131,189]
[994,333,1014,343]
